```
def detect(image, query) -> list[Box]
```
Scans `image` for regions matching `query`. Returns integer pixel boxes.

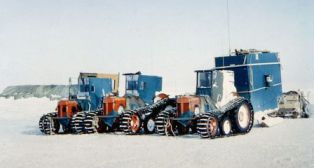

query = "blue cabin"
[76,72,119,111]
[214,49,282,112]
[124,72,162,105]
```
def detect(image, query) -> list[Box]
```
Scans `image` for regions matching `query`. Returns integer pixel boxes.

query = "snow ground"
[0,98,313,168]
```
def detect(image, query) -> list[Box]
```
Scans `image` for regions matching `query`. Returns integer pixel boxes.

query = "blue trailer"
[214,49,282,112]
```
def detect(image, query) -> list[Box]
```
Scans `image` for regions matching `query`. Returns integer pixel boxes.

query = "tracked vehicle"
[84,72,174,134]
[156,49,283,138]
[156,70,254,138]
[121,94,176,134]
[38,72,119,135]
[276,90,310,118]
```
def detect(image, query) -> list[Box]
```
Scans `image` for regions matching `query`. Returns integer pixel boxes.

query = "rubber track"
[84,112,98,134]
[38,112,57,135]
[197,98,254,139]
[155,108,176,135]
[196,113,217,138]
[71,112,86,134]
[120,98,176,135]
[119,111,133,134]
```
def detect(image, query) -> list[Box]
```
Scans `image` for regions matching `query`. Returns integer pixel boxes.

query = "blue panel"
[248,85,282,112]
[229,67,250,92]
[249,64,282,90]
[140,75,162,104]
[58,118,71,127]
[126,81,137,90]
[213,52,282,112]
[77,77,113,111]
[102,111,119,127]
[215,55,246,67]
[125,74,162,105]
[245,53,279,64]
[215,52,279,67]
[77,99,91,111]
[196,88,211,96]
[88,78,112,110]
[176,111,194,127]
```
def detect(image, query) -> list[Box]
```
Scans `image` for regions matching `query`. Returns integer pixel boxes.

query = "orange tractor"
[83,72,176,134]
[39,72,119,135]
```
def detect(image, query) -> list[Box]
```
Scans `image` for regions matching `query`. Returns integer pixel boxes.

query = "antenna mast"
[68,77,72,100]
[226,0,231,56]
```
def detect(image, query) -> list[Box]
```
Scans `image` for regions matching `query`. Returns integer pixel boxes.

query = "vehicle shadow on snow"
[21,127,43,136]
[21,124,50,136]
[20,130,254,140]
[21,124,261,138]
[113,132,239,140]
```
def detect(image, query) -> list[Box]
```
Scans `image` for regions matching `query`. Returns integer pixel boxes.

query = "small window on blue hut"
[264,75,273,87]
[140,81,146,90]
[91,85,95,92]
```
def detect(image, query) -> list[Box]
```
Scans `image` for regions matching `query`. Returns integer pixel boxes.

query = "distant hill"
[0,85,78,100]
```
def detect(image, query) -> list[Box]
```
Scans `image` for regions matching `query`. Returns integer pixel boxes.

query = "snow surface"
[0,98,314,168]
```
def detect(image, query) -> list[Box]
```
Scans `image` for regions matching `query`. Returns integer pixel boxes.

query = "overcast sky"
[0,0,313,94]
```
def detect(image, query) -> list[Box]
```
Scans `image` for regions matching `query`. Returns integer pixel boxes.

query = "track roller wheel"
[120,111,142,134]
[197,114,218,138]
[232,101,254,134]
[71,112,86,134]
[219,116,232,136]
[129,113,141,134]
[143,117,155,134]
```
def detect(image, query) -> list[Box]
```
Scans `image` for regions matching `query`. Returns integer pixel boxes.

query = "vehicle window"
[198,72,212,88]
